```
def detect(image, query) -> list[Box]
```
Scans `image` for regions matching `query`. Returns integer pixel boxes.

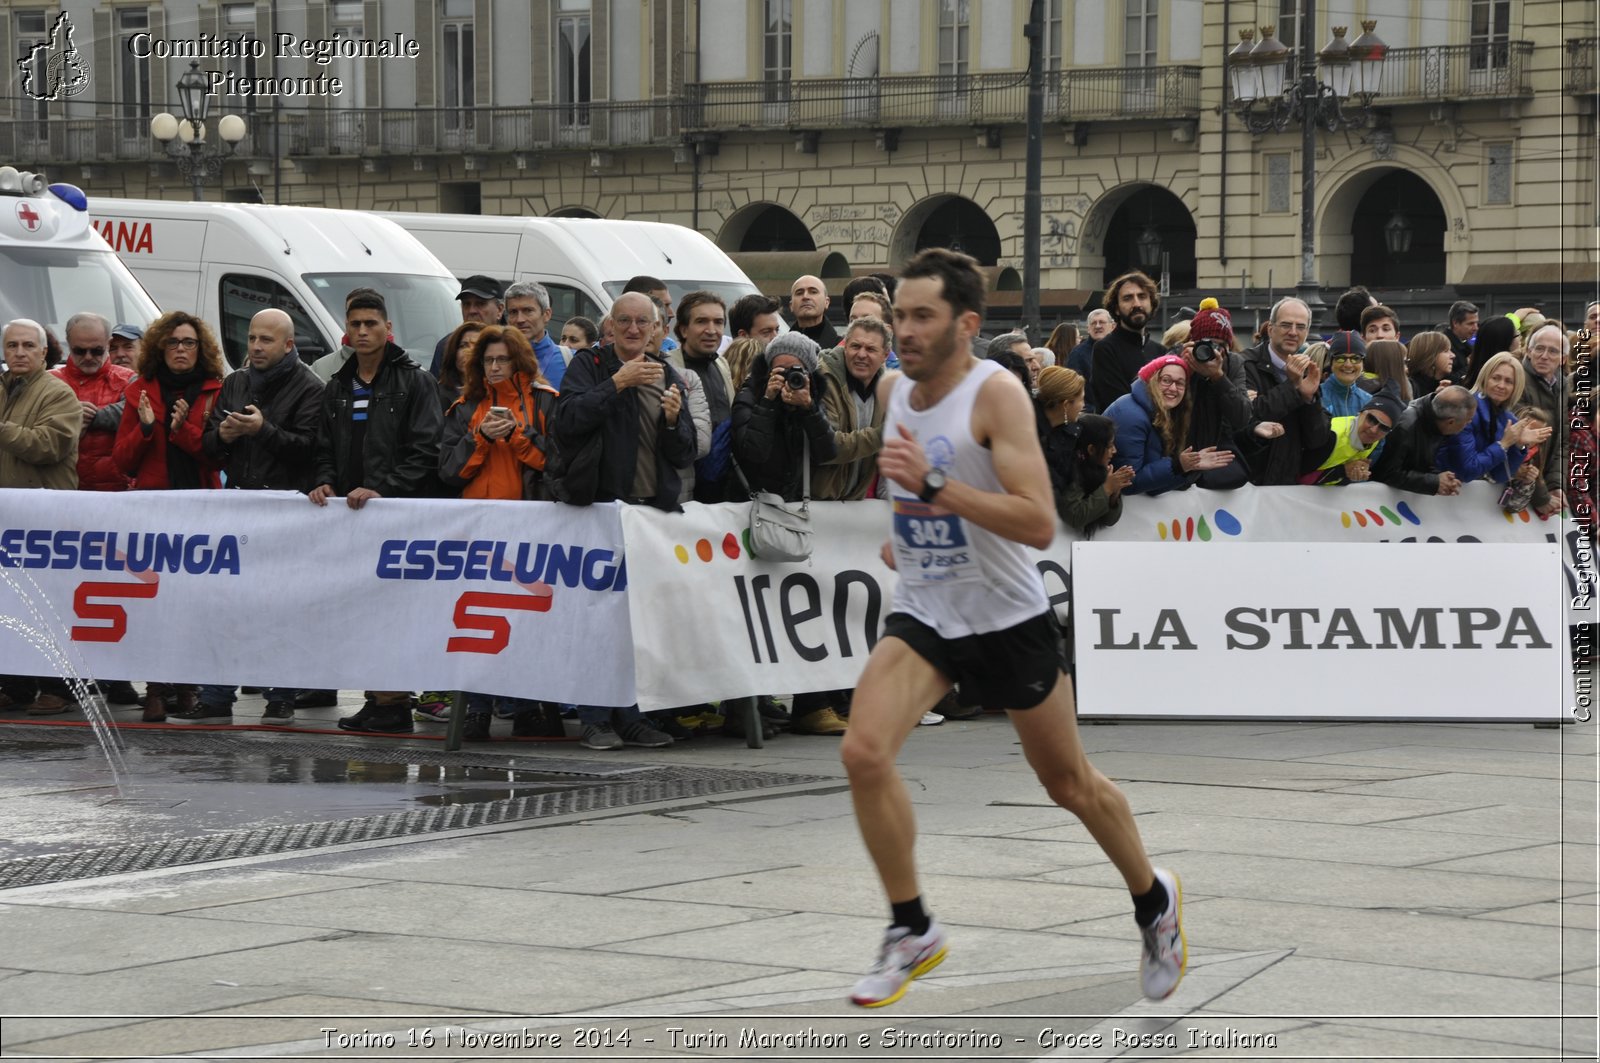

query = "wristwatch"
[919,468,947,503]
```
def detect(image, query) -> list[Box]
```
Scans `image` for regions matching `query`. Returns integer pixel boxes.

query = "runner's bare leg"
[840,638,953,901]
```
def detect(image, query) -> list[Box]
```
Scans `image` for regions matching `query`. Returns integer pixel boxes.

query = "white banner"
[0,490,634,706]
[1073,541,1566,721]
[623,484,1585,716]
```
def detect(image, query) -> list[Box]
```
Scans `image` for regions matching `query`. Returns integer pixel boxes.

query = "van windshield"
[302,273,462,355]
[0,245,158,338]
[601,279,759,311]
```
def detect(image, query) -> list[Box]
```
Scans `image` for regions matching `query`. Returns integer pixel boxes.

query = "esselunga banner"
[0,490,634,706]
[1074,541,1566,721]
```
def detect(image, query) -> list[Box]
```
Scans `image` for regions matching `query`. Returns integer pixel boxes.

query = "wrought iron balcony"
[681,67,1203,132]
[1569,38,1597,95]
[1368,41,1533,103]
[0,101,680,166]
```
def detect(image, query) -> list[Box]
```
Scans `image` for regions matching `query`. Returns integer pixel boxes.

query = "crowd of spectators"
[1,264,1594,739]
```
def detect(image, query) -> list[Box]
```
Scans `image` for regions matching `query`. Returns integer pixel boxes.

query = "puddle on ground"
[0,735,598,862]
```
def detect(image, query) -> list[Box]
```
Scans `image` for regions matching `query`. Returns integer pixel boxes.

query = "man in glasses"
[1303,391,1404,486]
[552,291,694,752]
[1239,297,1332,484]
[53,312,137,494]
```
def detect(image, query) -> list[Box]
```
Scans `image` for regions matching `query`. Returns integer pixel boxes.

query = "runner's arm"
[879,371,1056,549]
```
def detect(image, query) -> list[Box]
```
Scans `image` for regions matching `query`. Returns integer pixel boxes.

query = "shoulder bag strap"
[801,434,810,505]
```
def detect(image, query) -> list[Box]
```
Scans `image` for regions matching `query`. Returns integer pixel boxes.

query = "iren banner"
[0,490,635,706]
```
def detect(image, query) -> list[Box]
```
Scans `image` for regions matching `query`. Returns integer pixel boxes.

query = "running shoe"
[413,701,451,724]
[849,922,948,1008]
[1140,867,1186,1000]
[919,711,945,726]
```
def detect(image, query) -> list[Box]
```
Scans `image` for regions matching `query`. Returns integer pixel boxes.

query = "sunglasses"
[1331,354,1365,364]
[71,345,106,357]
[1363,413,1394,434]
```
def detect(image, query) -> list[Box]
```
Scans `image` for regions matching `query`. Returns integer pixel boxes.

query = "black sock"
[890,897,931,936]
[1132,877,1168,928]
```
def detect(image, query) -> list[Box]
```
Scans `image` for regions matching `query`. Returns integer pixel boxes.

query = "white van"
[91,199,462,369]
[375,213,762,326]
[0,169,158,338]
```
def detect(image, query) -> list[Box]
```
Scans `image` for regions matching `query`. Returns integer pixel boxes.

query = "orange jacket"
[439,374,559,500]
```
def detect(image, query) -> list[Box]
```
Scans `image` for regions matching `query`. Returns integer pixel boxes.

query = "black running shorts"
[883,610,1066,710]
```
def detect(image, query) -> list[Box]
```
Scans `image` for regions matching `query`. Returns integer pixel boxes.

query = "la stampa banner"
[0,490,634,706]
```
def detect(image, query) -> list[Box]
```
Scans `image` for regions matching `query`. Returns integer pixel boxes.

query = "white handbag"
[739,438,812,562]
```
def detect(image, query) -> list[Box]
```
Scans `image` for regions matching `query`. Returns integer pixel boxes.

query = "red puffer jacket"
[51,360,137,491]
[112,376,225,490]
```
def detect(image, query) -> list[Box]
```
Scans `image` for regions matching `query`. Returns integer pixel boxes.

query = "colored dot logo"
[1155,508,1242,541]
[674,532,745,564]
[1338,501,1420,529]
[1502,507,1532,523]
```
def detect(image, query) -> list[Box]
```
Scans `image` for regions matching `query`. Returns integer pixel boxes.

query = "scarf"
[154,362,208,490]
[244,351,300,398]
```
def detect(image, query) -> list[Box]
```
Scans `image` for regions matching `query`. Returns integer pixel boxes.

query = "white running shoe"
[919,711,945,726]
[1140,867,1186,999]
[849,921,948,1008]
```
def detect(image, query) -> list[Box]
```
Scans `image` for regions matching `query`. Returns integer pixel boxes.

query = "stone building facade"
[3,0,1596,321]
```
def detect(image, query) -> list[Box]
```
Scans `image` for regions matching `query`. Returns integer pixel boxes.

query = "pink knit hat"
[1137,353,1191,383]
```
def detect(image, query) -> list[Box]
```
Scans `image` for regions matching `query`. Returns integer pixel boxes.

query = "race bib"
[892,498,981,584]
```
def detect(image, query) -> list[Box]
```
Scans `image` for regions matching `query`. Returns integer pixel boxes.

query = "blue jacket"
[1066,338,1096,412]
[1104,380,1200,496]
[1437,394,1525,484]
[1319,376,1372,418]
[531,331,567,390]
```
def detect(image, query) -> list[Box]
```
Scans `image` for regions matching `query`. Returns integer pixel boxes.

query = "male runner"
[840,248,1184,1008]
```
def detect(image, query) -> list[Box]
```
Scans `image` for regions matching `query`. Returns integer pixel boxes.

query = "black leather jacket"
[311,342,444,497]
[202,357,325,491]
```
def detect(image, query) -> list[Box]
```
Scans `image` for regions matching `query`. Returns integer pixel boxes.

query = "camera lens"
[1192,339,1216,363]
[784,367,809,390]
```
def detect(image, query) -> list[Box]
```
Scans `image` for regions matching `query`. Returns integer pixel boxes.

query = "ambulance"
[90,199,462,369]
[0,167,159,341]
[375,213,763,325]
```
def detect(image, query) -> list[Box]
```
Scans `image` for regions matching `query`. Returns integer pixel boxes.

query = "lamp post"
[1227,7,1387,310]
[150,61,247,201]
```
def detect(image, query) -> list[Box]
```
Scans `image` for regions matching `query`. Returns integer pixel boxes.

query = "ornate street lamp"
[1223,6,1388,308]
[1384,209,1414,255]
[150,61,247,201]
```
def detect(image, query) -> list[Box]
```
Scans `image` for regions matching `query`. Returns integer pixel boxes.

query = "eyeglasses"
[1331,354,1365,364]
[482,355,513,366]
[1363,414,1394,434]
[1272,321,1310,332]
[71,345,106,357]
[163,337,198,351]
[612,316,653,329]
[1155,377,1187,391]
[1529,344,1564,356]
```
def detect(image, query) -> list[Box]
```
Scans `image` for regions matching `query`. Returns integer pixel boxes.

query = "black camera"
[782,366,810,390]
[1192,338,1219,364]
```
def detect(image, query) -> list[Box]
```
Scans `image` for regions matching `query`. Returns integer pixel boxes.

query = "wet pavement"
[0,719,831,890]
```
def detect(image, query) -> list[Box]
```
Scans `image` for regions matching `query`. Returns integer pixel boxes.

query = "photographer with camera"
[1179,301,1277,490]
[731,332,841,734]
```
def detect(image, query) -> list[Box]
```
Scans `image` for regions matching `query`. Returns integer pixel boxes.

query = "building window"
[441,0,475,131]
[329,1,365,109]
[1485,142,1512,205]
[938,0,969,83]
[763,0,791,104]
[14,10,49,132]
[1042,0,1063,72]
[221,3,258,115]
[116,7,151,141]
[1275,0,1299,80]
[556,12,591,128]
[1265,153,1291,214]
[1123,0,1157,107]
[1470,0,1510,71]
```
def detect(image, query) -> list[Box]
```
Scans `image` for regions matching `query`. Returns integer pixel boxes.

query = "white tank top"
[884,359,1050,637]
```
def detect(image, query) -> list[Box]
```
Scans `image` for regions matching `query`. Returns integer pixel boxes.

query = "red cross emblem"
[16,202,41,231]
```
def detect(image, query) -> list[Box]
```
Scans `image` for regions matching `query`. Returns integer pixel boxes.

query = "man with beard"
[838,248,1184,1010]
[1089,272,1164,413]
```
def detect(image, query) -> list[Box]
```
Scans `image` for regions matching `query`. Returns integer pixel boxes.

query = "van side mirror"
[296,338,327,364]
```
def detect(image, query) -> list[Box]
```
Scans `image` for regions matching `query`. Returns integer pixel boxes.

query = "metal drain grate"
[0,726,833,890]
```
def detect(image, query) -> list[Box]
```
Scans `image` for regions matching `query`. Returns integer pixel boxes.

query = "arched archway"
[549,206,600,219]
[1098,185,1197,290]
[890,195,1002,266]
[719,202,816,252]
[1315,148,1466,286]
